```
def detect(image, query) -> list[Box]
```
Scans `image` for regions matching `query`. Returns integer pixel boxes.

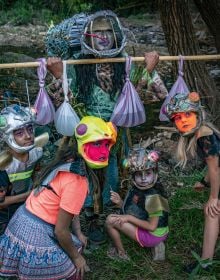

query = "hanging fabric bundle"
[34,58,55,125]
[54,61,80,136]
[159,55,190,121]
[110,56,146,127]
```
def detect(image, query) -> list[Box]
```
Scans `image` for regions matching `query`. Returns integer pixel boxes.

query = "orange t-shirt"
[26,171,88,225]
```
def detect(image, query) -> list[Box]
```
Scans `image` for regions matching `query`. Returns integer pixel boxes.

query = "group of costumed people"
[0,9,219,280]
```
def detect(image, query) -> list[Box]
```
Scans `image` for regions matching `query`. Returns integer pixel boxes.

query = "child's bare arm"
[0,191,31,209]
[113,214,159,232]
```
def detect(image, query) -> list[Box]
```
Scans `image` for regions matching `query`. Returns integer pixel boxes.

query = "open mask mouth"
[99,156,108,161]
[100,40,110,47]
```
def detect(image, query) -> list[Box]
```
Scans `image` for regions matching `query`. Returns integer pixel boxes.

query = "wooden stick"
[0,54,220,69]
[154,126,177,131]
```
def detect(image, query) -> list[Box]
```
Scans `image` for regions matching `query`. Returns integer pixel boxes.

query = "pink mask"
[84,139,110,162]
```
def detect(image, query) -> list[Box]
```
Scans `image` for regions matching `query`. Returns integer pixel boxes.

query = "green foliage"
[0,0,160,26]
[0,1,53,25]
[0,0,92,25]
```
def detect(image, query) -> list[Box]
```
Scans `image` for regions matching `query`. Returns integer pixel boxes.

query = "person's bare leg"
[202,206,220,260]
[106,214,137,254]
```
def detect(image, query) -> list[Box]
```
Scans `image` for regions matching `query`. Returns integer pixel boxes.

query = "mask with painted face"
[75,116,117,169]
[83,139,110,163]
[81,10,126,58]
[87,18,115,51]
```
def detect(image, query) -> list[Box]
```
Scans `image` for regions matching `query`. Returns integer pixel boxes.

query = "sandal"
[107,247,130,261]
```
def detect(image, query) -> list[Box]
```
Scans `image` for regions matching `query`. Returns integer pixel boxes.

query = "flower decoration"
[188,92,200,102]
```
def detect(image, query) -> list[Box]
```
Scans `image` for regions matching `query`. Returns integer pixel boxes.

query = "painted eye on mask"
[92,141,101,147]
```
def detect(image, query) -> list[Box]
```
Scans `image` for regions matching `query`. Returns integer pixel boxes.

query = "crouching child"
[105,147,169,261]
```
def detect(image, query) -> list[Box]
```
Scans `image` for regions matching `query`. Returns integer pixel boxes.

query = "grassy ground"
[83,169,220,280]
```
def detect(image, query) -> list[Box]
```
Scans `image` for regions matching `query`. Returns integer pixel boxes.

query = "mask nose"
[100,145,109,155]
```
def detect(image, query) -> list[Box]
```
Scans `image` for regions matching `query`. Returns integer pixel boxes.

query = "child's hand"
[109,214,130,226]
[77,232,88,248]
[47,57,63,79]
[205,197,220,217]
[144,51,159,73]
[110,191,123,207]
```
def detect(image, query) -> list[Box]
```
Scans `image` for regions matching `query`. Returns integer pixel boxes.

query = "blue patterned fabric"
[197,133,220,159]
[0,205,82,279]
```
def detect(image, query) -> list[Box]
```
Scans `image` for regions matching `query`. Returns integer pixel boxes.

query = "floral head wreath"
[123,147,160,173]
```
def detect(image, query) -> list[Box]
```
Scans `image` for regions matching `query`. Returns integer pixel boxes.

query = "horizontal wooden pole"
[0,55,220,69]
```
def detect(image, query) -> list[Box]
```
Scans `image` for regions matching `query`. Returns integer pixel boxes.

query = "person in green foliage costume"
[46,10,168,244]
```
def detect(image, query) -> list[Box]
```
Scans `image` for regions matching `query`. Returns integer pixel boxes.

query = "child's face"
[134,169,155,188]
[13,124,34,147]
[84,139,110,162]
[172,111,197,133]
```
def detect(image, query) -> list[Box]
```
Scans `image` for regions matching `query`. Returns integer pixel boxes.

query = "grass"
[83,168,220,280]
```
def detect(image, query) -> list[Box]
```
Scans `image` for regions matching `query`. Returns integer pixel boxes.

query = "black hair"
[74,54,125,105]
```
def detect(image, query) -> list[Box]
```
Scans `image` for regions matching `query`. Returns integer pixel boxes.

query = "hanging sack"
[159,55,190,121]
[34,58,55,125]
[54,61,80,136]
[110,56,146,127]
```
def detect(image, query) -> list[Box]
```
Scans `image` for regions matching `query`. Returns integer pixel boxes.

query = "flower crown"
[123,147,160,173]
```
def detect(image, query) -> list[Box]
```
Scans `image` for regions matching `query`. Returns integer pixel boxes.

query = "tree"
[158,0,220,126]
[194,0,220,53]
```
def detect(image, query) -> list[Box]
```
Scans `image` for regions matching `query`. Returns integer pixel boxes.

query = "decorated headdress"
[81,10,126,58]
[75,116,117,168]
[0,104,37,153]
[45,10,126,59]
[123,147,160,173]
[164,91,201,119]
[123,147,160,190]
[45,13,88,59]
[162,91,203,136]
